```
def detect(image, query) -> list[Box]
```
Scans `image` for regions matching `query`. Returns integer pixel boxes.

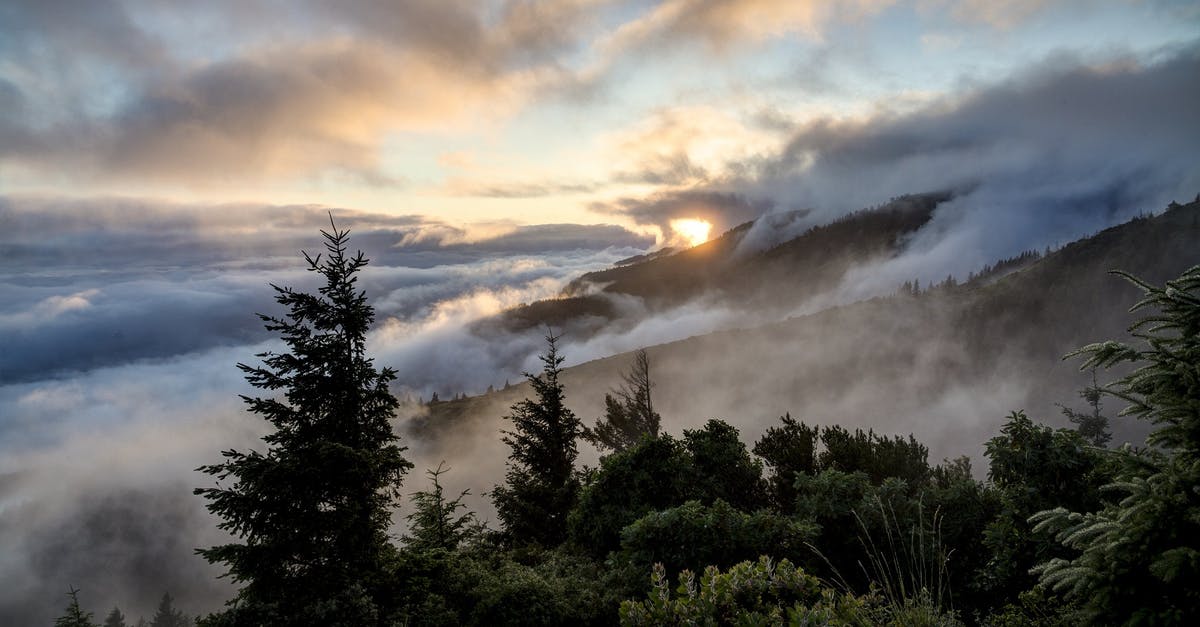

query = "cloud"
[0,196,651,383]
[441,179,600,198]
[600,0,896,56]
[602,105,784,186]
[727,44,1200,279]
[591,189,773,246]
[0,344,255,624]
[0,196,649,621]
[0,0,608,185]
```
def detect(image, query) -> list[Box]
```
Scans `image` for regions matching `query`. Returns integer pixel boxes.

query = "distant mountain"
[414,199,1200,473]
[477,192,949,335]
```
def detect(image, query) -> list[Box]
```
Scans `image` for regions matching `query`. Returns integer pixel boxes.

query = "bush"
[619,500,816,575]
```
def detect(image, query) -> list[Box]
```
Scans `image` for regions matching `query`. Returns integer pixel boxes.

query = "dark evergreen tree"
[404,462,477,551]
[979,410,1107,604]
[103,606,127,627]
[148,594,188,627]
[1058,368,1111,446]
[682,419,765,511]
[1032,266,1200,623]
[753,413,818,511]
[568,434,692,555]
[491,332,583,547]
[583,349,661,454]
[194,219,413,625]
[55,587,96,627]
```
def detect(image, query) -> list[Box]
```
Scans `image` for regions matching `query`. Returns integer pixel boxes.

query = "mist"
[3,44,1199,624]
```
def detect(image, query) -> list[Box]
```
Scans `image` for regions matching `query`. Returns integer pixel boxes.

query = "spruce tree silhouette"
[195,217,412,626]
[491,331,583,547]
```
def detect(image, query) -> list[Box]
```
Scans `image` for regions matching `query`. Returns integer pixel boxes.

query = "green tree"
[1031,266,1200,624]
[583,349,662,454]
[682,419,765,511]
[194,219,413,625]
[819,425,930,486]
[491,332,584,547]
[55,587,96,627]
[978,410,1107,603]
[148,593,189,627]
[404,462,478,552]
[568,434,692,556]
[1057,369,1111,446]
[753,413,819,511]
[619,499,816,575]
[102,606,127,627]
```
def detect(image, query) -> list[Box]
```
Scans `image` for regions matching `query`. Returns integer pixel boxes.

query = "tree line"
[57,223,1200,625]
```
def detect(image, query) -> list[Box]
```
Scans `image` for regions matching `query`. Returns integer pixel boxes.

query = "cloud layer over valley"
[2,3,1199,622]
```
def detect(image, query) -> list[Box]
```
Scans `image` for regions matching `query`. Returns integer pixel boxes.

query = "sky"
[2,0,1200,622]
[2,0,1197,241]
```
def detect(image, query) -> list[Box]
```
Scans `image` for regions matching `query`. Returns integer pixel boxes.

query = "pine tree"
[491,332,583,546]
[103,606,127,627]
[404,462,477,551]
[55,587,96,627]
[1058,368,1111,446]
[194,218,413,625]
[1032,265,1200,623]
[148,593,188,627]
[583,349,661,454]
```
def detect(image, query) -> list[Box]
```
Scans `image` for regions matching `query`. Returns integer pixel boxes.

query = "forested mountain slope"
[478,192,948,334]
[412,200,1200,471]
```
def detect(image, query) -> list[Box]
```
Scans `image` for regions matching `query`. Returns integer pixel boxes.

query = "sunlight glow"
[670,218,713,247]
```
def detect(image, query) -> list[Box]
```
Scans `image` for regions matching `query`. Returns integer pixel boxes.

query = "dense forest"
[55,217,1200,626]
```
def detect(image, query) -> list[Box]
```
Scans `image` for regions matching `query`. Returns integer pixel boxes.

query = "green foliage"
[1075,266,1200,452]
[682,419,766,511]
[924,458,1001,613]
[979,587,1084,627]
[820,425,930,486]
[568,434,692,556]
[792,465,995,615]
[1030,265,1200,623]
[194,220,413,625]
[852,490,954,619]
[619,499,816,576]
[979,410,1109,603]
[392,546,621,626]
[1058,369,1112,447]
[753,413,818,511]
[404,462,478,552]
[619,557,906,626]
[56,587,97,627]
[584,349,662,454]
[492,332,584,547]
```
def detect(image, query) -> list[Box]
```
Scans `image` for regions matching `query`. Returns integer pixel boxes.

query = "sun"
[669,218,713,248]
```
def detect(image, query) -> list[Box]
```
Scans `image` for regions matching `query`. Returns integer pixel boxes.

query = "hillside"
[477,192,949,335]
[408,200,1200,473]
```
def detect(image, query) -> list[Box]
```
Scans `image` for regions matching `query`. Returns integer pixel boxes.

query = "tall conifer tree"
[584,349,661,454]
[195,218,412,625]
[492,332,583,546]
[55,587,96,627]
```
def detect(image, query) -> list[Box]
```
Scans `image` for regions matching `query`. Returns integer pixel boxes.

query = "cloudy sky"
[2,0,1196,240]
[2,0,1200,622]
